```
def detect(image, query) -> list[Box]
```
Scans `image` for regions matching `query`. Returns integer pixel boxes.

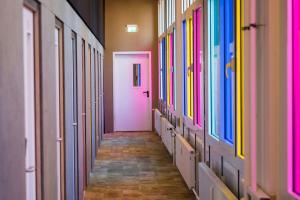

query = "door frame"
[112,51,152,132]
[96,51,100,146]
[100,53,104,140]
[71,30,79,200]
[55,18,66,200]
[23,1,42,200]
[91,48,96,169]
[81,39,87,188]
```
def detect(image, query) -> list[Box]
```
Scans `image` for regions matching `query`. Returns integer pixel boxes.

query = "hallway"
[84,132,194,200]
[1,0,300,199]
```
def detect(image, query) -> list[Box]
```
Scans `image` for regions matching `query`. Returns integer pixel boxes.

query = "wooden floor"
[84,132,195,200]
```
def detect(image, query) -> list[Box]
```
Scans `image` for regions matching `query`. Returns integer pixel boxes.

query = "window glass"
[182,20,188,116]
[173,28,177,110]
[222,0,235,144]
[159,41,163,99]
[208,0,221,139]
[167,31,175,109]
[187,17,194,119]
[182,0,196,13]
[194,8,202,127]
[133,64,141,87]
[159,39,166,100]
[162,37,167,102]
[158,0,165,35]
[208,0,236,144]
[182,17,194,119]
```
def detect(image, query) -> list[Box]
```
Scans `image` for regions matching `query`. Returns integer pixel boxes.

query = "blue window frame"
[208,0,235,144]
[222,0,235,144]
[182,20,187,116]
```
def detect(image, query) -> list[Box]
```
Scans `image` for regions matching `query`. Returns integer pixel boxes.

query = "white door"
[23,7,36,200]
[114,52,152,131]
[54,27,62,200]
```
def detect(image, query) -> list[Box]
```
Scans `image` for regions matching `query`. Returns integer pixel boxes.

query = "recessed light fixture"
[126,24,138,33]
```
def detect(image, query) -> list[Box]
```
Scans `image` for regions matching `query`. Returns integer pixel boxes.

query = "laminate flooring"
[84,132,195,200]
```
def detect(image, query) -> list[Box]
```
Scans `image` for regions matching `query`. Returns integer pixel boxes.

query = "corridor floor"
[84,132,195,200]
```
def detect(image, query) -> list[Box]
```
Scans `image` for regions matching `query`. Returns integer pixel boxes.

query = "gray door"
[71,31,79,200]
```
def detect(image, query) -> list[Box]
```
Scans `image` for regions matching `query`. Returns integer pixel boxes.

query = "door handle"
[57,137,63,142]
[25,166,36,173]
[143,91,149,98]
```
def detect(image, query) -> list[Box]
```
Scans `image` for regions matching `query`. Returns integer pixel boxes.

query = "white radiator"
[198,163,238,200]
[154,109,162,136]
[176,134,195,189]
[161,117,174,155]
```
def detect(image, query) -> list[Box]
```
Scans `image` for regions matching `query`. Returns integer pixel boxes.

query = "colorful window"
[182,17,194,119]
[182,8,202,123]
[289,0,300,196]
[159,42,162,99]
[208,0,221,139]
[193,8,202,127]
[208,0,235,144]
[159,41,163,99]
[167,30,176,110]
[174,29,177,110]
[236,0,245,158]
[159,38,167,102]
[223,0,235,144]
[167,34,171,105]
[183,20,187,115]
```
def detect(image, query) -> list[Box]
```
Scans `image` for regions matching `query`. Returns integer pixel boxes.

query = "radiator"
[161,117,174,155]
[154,109,162,136]
[176,134,195,189]
[198,163,238,200]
